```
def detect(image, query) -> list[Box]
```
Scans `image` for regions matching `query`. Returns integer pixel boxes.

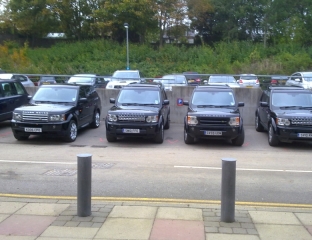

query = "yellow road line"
[0,193,311,209]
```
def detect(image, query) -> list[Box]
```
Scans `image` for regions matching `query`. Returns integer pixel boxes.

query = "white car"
[0,73,35,87]
[207,75,240,88]
[153,74,188,91]
[285,72,312,89]
[106,70,142,89]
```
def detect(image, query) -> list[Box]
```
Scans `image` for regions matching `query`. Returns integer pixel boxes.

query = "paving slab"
[0,215,56,236]
[0,202,26,214]
[255,224,312,240]
[156,207,203,221]
[0,236,37,240]
[206,233,260,240]
[95,218,153,239]
[108,206,157,219]
[249,211,301,225]
[150,219,205,240]
[0,214,9,223]
[16,203,69,216]
[40,226,98,238]
[295,213,312,225]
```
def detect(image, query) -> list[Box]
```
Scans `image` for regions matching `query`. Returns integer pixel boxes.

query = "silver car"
[153,74,188,91]
[0,73,35,87]
[238,74,259,88]
[207,75,240,88]
[285,72,312,89]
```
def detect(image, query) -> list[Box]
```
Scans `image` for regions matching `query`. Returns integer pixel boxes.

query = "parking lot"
[0,120,312,205]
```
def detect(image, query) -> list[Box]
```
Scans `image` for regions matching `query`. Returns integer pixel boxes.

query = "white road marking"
[0,160,75,164]
[174,165,312,173]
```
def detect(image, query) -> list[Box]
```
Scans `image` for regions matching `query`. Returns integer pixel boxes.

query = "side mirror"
[238,102,244,107]
[183,101,189,106]
[260,101,268,107]
[109,98,115,104]
[163,99,169,105]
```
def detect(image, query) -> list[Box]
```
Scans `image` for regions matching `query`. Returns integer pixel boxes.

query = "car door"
[258,90,270,130]
[77,86,93,126]
[160,88,169,123]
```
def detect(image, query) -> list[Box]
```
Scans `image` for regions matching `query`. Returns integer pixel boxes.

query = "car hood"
[275,109,312,118]
[209,83,240,88]
[188,107,239,116]
[14,103,74,113]
[108,105,159,114]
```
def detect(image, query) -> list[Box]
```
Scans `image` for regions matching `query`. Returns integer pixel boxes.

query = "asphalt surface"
[0,120,312,206]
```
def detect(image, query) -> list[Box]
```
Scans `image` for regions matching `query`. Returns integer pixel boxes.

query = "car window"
[15,75,27,82]
[209,76,236,83]
[0,82,18,97]
[118,89,160,104]
[14,82,26,95]
[68,76,94,84]
[240,75,257,80]
[272,92,312,107]
[176,76,186,84]
[33,87,78,102]
[192,91,235,106]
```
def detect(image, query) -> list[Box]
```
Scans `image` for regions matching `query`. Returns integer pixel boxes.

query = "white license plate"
[204,131,222,136]
[122,129,140,133]
[25,127,42,133]
[297,133,312,138]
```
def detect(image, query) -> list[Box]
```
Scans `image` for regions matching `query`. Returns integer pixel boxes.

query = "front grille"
[22,112,48,122]
[198,117,229,126]
[291,117,312,126]
[118,114,145,122]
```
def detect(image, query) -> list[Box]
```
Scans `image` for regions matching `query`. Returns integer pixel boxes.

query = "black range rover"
[183,85,245,146]
[255,86,312,146]
[11,84,102,142]
[105,83,170,143]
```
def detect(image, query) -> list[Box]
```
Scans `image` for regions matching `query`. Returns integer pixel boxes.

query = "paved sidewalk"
[0,197,311,240]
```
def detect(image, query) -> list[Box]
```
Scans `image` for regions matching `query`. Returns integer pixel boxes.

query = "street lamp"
[124,23,129,70]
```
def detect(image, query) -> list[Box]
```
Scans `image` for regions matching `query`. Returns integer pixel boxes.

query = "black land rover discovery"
[255,86,312,146]
[183,85,245,146]
[105,83,170,143]
[11,84,102,142]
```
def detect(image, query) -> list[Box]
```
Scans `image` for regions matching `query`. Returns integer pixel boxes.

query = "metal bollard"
[77,153,92,217]
[221,157,236,223]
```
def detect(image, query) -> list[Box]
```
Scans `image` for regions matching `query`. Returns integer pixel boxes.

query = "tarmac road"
[0,120,311,205]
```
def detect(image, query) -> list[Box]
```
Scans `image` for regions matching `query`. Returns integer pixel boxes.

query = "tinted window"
[192,91,235,106]
[14,82,26,95]
[33,87,78,102]
[272,92,312,107]
[118,89,160,104]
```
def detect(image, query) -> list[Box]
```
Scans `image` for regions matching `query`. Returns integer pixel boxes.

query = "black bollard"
[221,157,236,223]
[77,153,92,217]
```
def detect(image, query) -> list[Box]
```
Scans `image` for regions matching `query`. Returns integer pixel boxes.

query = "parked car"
[0,73,35,87]
[0,79,31,122]
[207,75,240,88]
[105,82,170,143]
[270,75,289,86]
[106,70,142,89]
[183,85,245,145]
[67,74,107,88]
[38,76,57,86]
[238,74,259,88]
[11,84,101,142]
[153,74,188,91]
[183,72,202,86]
[255,86,312,146]
[285,72,312,89]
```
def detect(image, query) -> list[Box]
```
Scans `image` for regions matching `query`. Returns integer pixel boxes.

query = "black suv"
[105,83,170,143]
[0,79,31,122]
[183,85,245,145]
[11,84,101,142]
[255,86,312,146]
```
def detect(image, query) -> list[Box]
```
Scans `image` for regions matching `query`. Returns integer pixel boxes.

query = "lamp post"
[124,23,129,70]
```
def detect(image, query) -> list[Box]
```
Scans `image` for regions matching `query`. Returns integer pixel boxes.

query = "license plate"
[25,127,42,132]
[297,133,312,138]
[122,129,140,133]
[204,131,222,136]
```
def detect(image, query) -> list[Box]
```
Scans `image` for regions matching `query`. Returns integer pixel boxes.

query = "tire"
[13,133,29,141]
[232,128,245,146]
[106,131,117,142]
[90,110,100,128]
[164,113,170,130]
[268,123,279,146]
[184,127,195,144]
[64,120,77,142]
[154,123,164,143]
[255,113,264,132]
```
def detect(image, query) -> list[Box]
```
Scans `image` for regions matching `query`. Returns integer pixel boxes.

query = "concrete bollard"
[77,153,92,217]
[221,157,236,223]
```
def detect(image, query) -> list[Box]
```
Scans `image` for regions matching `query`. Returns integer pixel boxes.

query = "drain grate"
[70,145,87,147]
[91,145,107,148]
[44,169,77,176]
[92,163,115,169]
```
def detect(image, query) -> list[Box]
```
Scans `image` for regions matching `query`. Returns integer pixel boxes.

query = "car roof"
[114,70,139,73]
[124,82,163,89]
[294,72,312,76]
[240,73,257,76]
[0,73,14,78]
[71,74,97,77]
[268,86,307,91]
[0,79,20,83]
[195,85,232,90]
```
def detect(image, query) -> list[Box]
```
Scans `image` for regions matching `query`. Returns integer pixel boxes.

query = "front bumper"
[276,126,312,142]
[186,125,242,140]
[106,122,161,139]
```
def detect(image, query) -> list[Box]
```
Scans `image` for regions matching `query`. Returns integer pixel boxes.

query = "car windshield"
[272,92,312,107]
[118,89,160,104]
[209,76,236,83]
[302,74,312,81]
[240,75,257,80]
[32,87,78,103]
[112,71,140,80]
[192,91,235,106]
[67,76,94,83]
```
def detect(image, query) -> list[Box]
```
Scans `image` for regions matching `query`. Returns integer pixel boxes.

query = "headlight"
[229,117,240,126]
[146,115,158,123]
[108,114,117,122]
[49,114,65,121]
[187,116,198,125]
[13,112,22,121]
[276,118,290,126]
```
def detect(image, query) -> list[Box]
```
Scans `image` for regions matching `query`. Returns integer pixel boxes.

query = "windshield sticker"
[72,98,76,101]
[155,100,159,104]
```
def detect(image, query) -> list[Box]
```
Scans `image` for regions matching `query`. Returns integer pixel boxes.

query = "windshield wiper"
[197,105,216,108]
[299,106,312,109]
[279,106,300,109]
[121,103,140,106]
